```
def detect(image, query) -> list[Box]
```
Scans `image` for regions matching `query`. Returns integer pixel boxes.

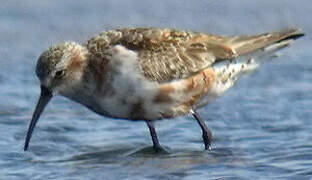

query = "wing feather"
[116,28,237,82]
[86,27,303,83]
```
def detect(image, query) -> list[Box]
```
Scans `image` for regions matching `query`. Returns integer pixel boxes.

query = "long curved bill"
[24,86,52,151]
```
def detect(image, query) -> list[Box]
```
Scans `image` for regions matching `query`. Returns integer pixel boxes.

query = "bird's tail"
[211,29,304,96]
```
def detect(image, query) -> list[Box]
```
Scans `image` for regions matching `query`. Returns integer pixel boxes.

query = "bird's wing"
[86,27,303,83]
[118,28,238,83]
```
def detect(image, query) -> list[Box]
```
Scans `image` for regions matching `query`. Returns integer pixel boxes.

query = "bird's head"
[24,42,88,151]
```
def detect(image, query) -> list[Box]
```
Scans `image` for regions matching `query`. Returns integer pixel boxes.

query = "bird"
[24,27,304,152]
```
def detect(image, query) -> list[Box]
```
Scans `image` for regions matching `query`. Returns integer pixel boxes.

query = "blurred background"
[0,0,311,179]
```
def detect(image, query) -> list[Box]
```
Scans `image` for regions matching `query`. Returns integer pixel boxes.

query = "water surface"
[0,0,311,179]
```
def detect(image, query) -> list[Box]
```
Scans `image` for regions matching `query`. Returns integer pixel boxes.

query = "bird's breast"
[88,67,217,121]
[77,45,218,120]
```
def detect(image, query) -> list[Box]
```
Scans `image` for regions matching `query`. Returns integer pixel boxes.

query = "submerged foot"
[130,145,170,156]
[153,144,168,153]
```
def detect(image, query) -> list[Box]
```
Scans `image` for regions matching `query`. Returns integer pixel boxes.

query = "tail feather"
[229,29,304,56]
[211,29,304,96]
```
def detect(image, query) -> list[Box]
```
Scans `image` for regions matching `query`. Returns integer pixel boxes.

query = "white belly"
[83,45,216,120]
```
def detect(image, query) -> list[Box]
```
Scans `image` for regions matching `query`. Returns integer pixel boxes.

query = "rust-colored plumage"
[87,27,302,83]
[24,27,304,152]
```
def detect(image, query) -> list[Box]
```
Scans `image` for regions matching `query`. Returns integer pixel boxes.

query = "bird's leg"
[191,109,213,150]
[146,121,163,152]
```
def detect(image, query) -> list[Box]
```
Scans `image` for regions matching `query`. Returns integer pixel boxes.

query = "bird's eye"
[55,70,66,79]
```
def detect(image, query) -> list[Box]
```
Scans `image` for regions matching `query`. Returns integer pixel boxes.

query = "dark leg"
[191,109,213,150]
[146,121,163,152]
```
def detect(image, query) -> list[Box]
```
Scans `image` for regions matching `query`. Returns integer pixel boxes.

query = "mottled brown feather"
[86,27,303,83]
[153,84,174,103]
[68,50,83,72]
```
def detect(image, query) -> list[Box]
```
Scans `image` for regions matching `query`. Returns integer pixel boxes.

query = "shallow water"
[0,0,312,179]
